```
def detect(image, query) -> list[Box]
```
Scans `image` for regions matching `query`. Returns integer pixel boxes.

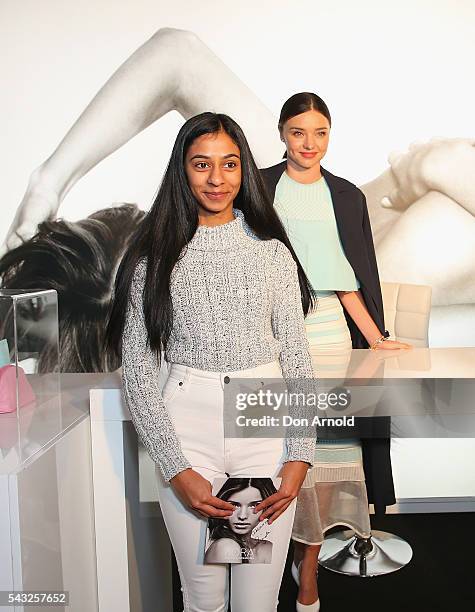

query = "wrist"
[169,466,192,483]
[369,330,390,350]
[27,164,61,201]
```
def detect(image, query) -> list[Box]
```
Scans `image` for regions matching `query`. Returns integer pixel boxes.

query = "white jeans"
[155,360,296,612]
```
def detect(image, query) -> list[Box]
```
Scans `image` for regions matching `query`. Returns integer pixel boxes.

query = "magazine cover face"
[204,476,281,564]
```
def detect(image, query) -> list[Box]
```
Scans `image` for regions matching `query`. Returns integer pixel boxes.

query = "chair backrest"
[380,282,432,347]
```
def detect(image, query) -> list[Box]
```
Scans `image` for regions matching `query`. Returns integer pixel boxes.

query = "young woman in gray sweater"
[105,112,317,611]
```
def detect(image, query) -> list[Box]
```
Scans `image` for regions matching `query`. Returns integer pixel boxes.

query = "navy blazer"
[260,161,386,347]
[260,161,396,510]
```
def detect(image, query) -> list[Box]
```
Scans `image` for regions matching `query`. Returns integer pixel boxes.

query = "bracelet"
[370,335,387,350]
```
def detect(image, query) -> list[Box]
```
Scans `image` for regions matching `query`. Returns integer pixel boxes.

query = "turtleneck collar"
[187,208,257,251]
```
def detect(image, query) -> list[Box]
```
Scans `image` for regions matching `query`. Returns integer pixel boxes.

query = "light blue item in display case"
[0,338,9,367]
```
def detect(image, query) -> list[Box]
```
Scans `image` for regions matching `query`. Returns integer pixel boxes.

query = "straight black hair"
[104,112,315,366]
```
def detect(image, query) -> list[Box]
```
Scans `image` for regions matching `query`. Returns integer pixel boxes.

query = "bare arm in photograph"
[1,27,280,255]
[3,28,475,307]
[361,138,475,244]
[384,138,475,217]
[371,191,475,306]
[360,141,475,306]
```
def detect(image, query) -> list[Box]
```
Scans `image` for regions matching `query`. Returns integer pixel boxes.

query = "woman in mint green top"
[276,147,367,612]
[261,92,411,612]
[275,170,360,292]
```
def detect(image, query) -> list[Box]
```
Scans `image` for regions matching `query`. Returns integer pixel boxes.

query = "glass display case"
[0,289,60,469]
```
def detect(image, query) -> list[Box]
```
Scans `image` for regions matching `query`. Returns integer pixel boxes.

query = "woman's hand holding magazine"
[253,461,309,524]
[171,468,235,518]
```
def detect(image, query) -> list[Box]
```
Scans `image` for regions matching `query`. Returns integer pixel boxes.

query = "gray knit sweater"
[121,208,316,481]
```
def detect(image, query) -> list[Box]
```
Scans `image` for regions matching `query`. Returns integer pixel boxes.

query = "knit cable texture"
[121,209,316,481]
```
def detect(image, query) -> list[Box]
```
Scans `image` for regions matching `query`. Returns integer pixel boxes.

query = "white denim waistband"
[167,360,282,387]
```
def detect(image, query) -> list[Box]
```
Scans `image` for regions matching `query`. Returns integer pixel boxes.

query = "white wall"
[2,0,475,345]
[2,0,474,226]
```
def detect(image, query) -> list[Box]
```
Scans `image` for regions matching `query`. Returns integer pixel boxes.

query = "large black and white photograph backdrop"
[2,0,475,374]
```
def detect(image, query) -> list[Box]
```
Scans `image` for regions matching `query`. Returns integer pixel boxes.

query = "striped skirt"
[291,291,371,545]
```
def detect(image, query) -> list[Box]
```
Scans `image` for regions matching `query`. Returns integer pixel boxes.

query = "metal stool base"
[319,530,413,577]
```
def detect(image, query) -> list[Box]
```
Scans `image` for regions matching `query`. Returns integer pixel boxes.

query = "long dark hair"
[208,477,277,549]
[279,92,331,158]
[105,112,315,366]
[0,203,144,373]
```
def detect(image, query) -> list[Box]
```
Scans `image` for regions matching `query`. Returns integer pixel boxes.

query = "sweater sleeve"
[121,260,192,481]
[271,240,317,465]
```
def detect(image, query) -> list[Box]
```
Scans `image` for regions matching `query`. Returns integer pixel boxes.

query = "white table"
[5,350,470,611]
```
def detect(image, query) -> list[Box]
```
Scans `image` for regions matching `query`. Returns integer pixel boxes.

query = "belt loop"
[183,366,190,390]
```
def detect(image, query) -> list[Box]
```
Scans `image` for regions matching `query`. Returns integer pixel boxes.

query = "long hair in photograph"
[0,203,144,372]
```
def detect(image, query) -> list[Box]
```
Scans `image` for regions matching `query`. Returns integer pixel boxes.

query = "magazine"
[204,476,281,564]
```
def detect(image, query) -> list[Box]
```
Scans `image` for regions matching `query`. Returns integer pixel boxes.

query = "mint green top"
[274,172,359,292]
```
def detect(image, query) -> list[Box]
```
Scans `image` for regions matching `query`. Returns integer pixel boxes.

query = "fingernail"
[381,196,392,208]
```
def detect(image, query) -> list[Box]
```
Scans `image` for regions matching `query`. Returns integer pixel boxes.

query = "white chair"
[319,282,432,576]
[381,281,432,347]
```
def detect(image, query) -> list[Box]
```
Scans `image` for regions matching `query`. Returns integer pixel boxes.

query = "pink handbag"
[0,365,36,413]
